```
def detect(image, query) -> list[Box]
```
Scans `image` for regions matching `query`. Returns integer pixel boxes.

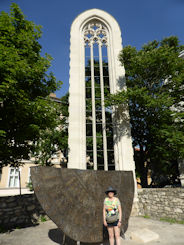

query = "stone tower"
[68,9,138,210]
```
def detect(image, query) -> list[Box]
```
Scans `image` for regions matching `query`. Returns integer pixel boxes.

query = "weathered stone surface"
[0,194,46,228]
[174,208,183,213]
[138,188,184,221]
[31,166,135,243]
[7,202,17,208]
[130,228,159,243]
[10,217,18,222]
[27,205,35,211]
[1,202,7,208]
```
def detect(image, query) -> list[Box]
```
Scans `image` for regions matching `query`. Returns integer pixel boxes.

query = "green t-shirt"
[104,197,120,217]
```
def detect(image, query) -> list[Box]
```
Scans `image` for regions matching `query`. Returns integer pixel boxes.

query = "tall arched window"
[84,22,114,170]
[68,9,136,176]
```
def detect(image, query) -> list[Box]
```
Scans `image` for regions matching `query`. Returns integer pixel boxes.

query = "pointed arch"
[68,9,135,177]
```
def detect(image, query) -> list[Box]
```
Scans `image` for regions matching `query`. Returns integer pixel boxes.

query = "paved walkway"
[0,217,184,245]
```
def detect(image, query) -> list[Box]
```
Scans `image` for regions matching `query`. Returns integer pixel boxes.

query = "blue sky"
[1,0,184,98]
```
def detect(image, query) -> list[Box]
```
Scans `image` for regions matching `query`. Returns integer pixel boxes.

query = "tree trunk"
[139,145,148,188]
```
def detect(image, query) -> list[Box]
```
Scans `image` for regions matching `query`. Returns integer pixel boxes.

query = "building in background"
[0,93,63,196]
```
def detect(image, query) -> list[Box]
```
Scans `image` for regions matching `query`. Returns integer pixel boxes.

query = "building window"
[84,22,115,171]
[8,167,19,187]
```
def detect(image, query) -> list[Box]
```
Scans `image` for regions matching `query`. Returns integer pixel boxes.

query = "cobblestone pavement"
[0,216,184,245]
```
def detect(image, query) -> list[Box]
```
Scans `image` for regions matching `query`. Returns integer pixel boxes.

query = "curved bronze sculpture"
[31,166,134,243]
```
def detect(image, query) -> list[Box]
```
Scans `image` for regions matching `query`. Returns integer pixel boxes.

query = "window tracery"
[84,21,115,171]
[84,22,108,46]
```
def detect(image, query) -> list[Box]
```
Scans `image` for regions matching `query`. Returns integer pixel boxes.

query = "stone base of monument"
[130,228,159,243]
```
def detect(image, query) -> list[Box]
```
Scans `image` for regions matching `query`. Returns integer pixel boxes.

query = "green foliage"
[31,98,68,166]
[107,36,184,187]
[39,215,48,222]
[143,215,150,219]
[26,179,33,191]
[85,59,114,169]
[0,4,63,168]
[160,217,184,224]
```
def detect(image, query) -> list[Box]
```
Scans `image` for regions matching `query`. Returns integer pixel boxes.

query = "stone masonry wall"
[1,188,184,229]
[138,188,184,221]
[0,194,46,229]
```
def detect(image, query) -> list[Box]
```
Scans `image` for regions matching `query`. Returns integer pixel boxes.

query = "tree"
[107,36,184,187]
[32,93,69,166]
[0,3,63,168]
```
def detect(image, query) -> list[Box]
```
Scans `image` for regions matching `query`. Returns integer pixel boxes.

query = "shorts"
[107,219,119,227]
